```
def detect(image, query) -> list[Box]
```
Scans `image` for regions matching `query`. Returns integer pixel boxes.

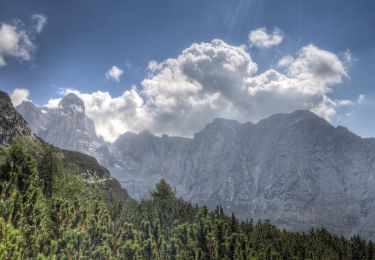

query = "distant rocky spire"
[58,93,85,114]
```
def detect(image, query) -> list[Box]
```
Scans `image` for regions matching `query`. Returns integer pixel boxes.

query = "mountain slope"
[2,146,373,259]
[110,110,375,240]
[0,91,34,145]
[0,90,129,214]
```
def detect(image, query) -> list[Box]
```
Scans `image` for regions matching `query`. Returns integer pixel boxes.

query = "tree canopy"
[0,143,374,259]
[150,178,175,200]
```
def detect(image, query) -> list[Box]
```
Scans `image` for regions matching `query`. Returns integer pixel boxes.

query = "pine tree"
[0,143,375,258]
[150,179,175,201]
[39,148,59,198]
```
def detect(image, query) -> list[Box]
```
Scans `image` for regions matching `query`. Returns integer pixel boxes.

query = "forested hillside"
[0,141,374,259]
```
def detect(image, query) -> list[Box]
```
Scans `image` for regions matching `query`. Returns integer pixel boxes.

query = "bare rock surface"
[110,110,375,240]
[0,91,33,145]
[16,93,112,165]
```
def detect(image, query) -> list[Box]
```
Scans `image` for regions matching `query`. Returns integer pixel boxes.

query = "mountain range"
[1,90,128,203]
[16,93,375,240]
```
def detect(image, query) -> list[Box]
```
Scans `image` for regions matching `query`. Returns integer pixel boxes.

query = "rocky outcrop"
[0,91,33,145]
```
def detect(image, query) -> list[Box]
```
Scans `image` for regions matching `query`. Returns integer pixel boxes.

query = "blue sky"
[1,0,375,141]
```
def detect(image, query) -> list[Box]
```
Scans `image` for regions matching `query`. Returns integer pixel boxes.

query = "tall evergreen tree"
[39,148,59,198]
[150,179,175,201]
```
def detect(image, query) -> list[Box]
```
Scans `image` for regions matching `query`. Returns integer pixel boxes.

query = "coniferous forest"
[0,140,374,259]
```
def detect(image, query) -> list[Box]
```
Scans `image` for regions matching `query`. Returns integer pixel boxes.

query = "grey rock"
[17,93,375,240]
[16,93,112,165]
[110,110,375,240]
[0,91,34,145]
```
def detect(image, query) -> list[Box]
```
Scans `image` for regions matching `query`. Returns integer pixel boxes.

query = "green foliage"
[60,149,110,178]
[39,148,59,197]
[0,146,7,165]
[150,179,175,201]
[0,143,374,259]
[0,217,25,258]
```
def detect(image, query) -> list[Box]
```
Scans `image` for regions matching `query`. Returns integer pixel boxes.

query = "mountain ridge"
[109,109,375,240]
[0,90,129,204]
[15,92,375,240]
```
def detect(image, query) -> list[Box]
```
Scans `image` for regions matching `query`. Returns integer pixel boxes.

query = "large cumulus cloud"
[47,39,352,142]
[141,39,258,135]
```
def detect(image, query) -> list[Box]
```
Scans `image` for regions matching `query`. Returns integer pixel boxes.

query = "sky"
[0,0,375,142]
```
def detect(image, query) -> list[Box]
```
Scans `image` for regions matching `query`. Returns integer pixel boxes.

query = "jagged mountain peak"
[289,109,319,118]
[108,109,375,240]
[201,118,242,131]
[13,99,375,240]
[139,129,154,137]
[259,109,319,123]
[59,93,85,113]
[20,100,36,106]
[16,94,110,165]
[256,109,332,131]
[193,118,242,139]
[18,100,41,113]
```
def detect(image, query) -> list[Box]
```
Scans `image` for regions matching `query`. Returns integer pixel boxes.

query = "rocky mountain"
[1,90,109,180]
[16,93,112,166]
[0,91,34,145]
[0,98,370,260]
[1,90,129,207]
[15,92,375,240]
[110,110,375,240]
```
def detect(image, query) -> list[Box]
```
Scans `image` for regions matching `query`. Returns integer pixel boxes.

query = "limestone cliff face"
[0,90,129,205]
[0,91,33,145]
[110,111,375,240]
[16,93,112,165]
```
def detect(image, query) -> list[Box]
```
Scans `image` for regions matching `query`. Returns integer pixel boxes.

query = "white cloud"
[52,87,150,142]
[141,39,258,135]
[342,49,353,66]
[279,44,348,89]
[0,22,35,67]
[357,94,365,104]
[250,43,348,100]
[249,27,284,48]
[10,88,30,107]
[45,39,351,142]
[105,66,124,82]
[32,14,47,33]
[45,98,62,108]
[245,43,349,120]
